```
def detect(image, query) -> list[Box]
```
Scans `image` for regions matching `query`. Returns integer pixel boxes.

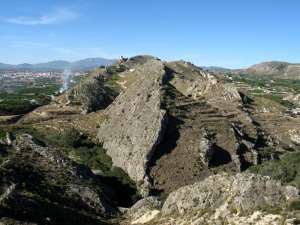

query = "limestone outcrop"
[93,57,262,196]
[198,132,214,167]
[185,80,241,102]
[125,173,300,224]
[129,196,162,223]
[162,173,300,216]
[97,56,168,196]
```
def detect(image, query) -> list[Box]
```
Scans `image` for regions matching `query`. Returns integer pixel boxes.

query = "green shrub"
[248,152,300,189]
[289,201,300,210]
[3,126,141,207]
[262,95,294,108]
[61,128,83,148]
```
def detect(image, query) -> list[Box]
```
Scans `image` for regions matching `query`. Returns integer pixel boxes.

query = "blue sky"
[1,0,300,68]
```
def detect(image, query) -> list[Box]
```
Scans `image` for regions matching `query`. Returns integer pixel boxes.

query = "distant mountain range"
[201,66,230,72]
[0,58,116,72]
[3,57,299,79]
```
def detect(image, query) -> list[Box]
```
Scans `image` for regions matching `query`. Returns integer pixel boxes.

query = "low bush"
[248,152,300,189]
[289,201,300,210]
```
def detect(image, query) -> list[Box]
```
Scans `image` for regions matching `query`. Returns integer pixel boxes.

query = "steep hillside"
[4,55,300,224]
[97,56,167,197]
[0,134,117,225]
[149,61,259,195]
[94,57,269,197]
[57,67,118,114]
[17,55,300,196]
[16,65,118,137]
[237,61,300,79]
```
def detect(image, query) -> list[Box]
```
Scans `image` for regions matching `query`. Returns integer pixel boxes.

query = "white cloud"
[6,8,80,25]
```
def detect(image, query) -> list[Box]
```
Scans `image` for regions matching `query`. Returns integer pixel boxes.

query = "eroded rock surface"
[122,173,300,225]
[162,173,300,216]
[0,134,117,224]
[97,56,168,196]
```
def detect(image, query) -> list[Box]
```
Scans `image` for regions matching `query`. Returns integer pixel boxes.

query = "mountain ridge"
[233,61,300,79]
[201,66,230,72]
[0,58,116,71]
[2,55,300,224]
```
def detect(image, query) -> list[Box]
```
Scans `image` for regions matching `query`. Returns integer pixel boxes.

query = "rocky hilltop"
[236,61,300,79]
[4,55,300,224]
[95,56,263,197]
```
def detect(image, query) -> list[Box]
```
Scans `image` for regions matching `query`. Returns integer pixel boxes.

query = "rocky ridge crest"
[126,173,300,225]
[96,56,264,196]
[97,56,168,197]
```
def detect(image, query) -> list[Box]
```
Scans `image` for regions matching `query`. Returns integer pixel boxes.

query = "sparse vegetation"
[248,152,300,189]
[2,56,300,224]
[104,73,122,90]
[233,76,300,93]
[262,95,294,108]
[289,201,300,210]
[33,127,140,206]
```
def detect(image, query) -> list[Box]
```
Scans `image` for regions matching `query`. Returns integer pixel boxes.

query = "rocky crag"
[0,134,117,224]
[23,55,293,199]
[95,56,263,196]
[7,55,300,224]
[97,56,168,197]
[125,173,300,224]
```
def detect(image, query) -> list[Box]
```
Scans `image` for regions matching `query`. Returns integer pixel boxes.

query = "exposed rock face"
[0,134,117,224]
[284,94,300,107]
[186,80,241,102]
[130,196,162,222]
[157,173,300,224]
[198,132,214,167]
[166,61,241,103]
[289,129,300,145]
[15,56,263,199]
[0,183,17,206]
[97,56,168,196]
[163,173,300,215]
[123,173,300,224]
[61,68,117,113]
